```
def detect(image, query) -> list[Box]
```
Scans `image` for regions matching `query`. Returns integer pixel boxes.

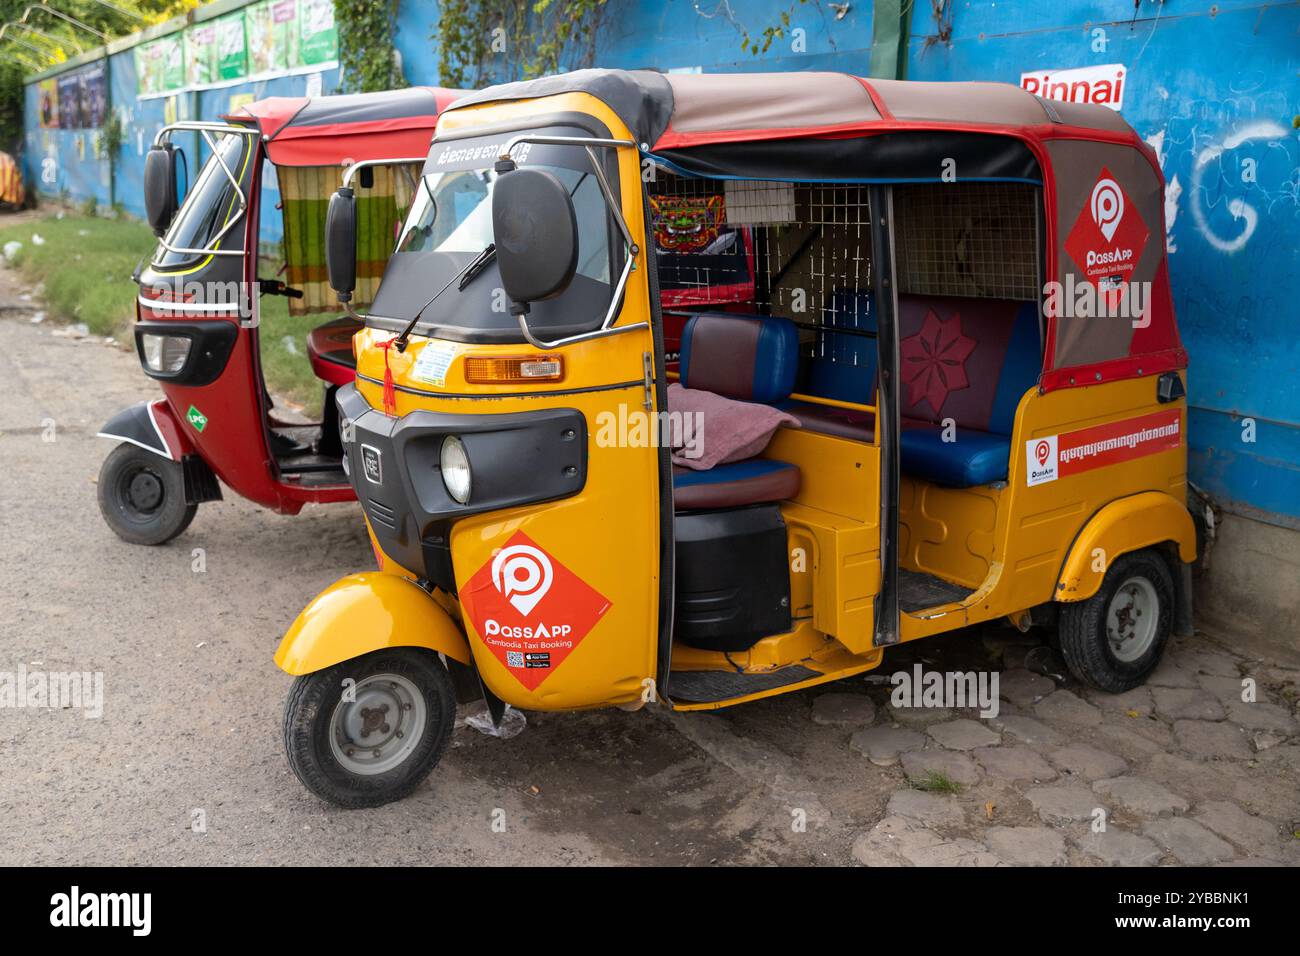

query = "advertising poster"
[217,13,248,81]
[132,0,337,96]
[247,0,300,74]
[78,62,107,129]
[135,35,184,97]
[37,79,58,129]
[298,0,337,65]
[56,72,80,129]
[185,24,219,87]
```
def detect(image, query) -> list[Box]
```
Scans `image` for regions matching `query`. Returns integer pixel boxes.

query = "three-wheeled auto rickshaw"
[274,70,1195,807]
[96,87,460,544]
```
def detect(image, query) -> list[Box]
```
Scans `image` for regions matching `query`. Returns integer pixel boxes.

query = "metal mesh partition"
[894,182,1040,301]
[647,168,1040,364]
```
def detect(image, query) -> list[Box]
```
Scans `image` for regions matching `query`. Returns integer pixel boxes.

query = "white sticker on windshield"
[411,342,460,388]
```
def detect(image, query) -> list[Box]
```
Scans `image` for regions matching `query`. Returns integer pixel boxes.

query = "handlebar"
[258,278,304,300]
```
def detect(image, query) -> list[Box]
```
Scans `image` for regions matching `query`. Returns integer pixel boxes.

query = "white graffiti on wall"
[1143,129,1181,253]
[1147,118,1295,256]
[1190,121,1290,254]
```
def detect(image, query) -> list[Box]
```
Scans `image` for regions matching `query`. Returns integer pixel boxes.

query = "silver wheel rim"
[1105,575,1159,663]
[329,673,427,776]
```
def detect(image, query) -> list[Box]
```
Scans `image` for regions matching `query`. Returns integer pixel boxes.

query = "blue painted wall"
[22,0,1300,527]
[23,41,340,243]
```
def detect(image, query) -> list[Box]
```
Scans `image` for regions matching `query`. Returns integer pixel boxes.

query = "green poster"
[135,35,184,96]
[216,13,247,81]
[246,0,299,75]
[298,0,337,66]
[161,34,184,90]
[185,24,219,87]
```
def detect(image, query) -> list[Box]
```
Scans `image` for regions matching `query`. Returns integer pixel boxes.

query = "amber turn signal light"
[463,355,564,384]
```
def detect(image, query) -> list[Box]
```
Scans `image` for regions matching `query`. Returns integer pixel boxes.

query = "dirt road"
[1,260,1297,867]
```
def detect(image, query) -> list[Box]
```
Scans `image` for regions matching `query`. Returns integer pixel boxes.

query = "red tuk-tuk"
[97,87,460,544]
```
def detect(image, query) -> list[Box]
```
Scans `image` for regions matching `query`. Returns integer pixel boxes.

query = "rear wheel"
[97,443,196,545]
[1058,549,1175,692]
[283,648,456,808]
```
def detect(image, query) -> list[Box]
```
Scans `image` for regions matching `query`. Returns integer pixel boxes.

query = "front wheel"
[97,442,196,545]
[1058,548,1175,693]
[283,648,457,808]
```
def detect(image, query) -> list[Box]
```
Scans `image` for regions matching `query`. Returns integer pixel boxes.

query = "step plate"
[668,665,821,703]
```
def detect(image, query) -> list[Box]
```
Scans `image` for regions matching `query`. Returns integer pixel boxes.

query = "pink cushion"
[667,383,799,471]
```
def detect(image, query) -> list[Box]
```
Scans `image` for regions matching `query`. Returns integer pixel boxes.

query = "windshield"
[155,132,250,269]
[368,127,620,343]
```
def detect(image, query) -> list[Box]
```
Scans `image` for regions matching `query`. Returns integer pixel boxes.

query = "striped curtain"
[278,162,420,316]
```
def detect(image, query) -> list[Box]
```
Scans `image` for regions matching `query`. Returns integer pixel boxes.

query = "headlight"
[141,333,191,373]
[440,435,472,504]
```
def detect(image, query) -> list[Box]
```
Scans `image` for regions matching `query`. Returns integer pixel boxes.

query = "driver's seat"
[307,316,362,386]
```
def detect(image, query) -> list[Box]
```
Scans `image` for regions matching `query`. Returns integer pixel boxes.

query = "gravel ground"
[1,261,1297,867]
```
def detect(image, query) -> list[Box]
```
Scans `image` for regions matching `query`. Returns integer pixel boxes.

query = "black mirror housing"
[491,167,579,311]
[326,186,358,300]
[143,145,178,237]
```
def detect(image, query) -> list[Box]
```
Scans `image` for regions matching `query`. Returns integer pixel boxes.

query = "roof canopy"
[226,86,464,167]
[441,68,1135,150]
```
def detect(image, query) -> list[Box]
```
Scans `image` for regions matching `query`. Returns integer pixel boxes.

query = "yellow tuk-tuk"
[274,70,1195,807]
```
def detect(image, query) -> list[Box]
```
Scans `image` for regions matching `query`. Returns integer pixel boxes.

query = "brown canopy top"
[441,68,1136,150]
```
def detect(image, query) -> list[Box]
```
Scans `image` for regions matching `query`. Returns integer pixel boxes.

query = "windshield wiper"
[457,244,497,291]
[391,243,496,352]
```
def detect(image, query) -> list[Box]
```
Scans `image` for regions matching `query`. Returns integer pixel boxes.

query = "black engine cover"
[673,504,792,652]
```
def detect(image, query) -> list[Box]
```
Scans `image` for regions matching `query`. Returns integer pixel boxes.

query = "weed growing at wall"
[337,0,407,92]
[435,0,609,88]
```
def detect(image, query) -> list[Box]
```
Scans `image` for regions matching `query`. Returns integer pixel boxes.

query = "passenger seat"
[672,313,802,511]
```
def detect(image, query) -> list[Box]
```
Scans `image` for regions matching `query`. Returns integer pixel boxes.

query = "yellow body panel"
[275,572,472,675]
[350,93,662,713]
[1056,491,1196,601]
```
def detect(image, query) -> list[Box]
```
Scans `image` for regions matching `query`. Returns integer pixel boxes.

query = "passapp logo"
[462,531,612,690]
[1064,167,1149,310]
[1091,177,1124,241]
[492,544,553,616]
[1026,435,1059,486]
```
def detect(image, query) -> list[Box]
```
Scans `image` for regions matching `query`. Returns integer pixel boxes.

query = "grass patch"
[0,212,154,338]
[0,211,327,407]
[912,770,963,794]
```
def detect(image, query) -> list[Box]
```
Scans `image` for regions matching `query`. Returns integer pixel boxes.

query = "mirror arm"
[149,122,260,266]
[517,316,650,352]
[516,250,640,350]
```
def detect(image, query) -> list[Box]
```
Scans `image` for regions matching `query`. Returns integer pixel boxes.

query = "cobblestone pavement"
[839,630,1300,866]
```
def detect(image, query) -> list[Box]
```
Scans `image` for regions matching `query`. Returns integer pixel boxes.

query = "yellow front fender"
[275,572,472,676]
[1056,491,1197,602]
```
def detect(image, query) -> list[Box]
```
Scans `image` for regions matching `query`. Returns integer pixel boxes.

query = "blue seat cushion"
[900,422,1011,487]
[672,459,801,511]
[680,313,800,404]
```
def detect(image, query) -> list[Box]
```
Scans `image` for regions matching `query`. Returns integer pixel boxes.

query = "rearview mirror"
[491,167,579,312]
[143,145,178,237]
[325,186,357,301]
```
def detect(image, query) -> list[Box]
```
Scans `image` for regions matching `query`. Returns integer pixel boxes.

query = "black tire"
[97,442,197,545]
[283,648,456,808]
[1058,548,1175,693]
